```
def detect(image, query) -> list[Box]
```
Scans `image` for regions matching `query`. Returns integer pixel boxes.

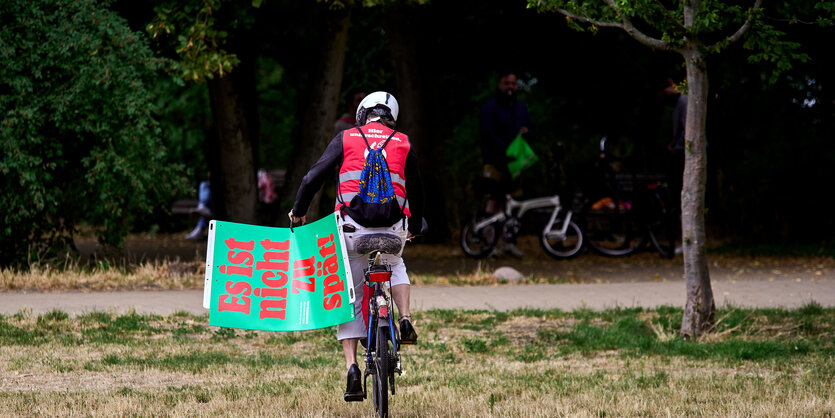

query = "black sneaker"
[343,364,364,402]
[399,318,417,345]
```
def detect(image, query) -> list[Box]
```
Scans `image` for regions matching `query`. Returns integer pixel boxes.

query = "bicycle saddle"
[354,233,402,255]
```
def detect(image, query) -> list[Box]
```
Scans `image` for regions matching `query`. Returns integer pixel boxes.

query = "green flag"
[202,213,355,331]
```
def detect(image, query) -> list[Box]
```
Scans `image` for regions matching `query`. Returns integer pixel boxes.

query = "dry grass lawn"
[1,306,833,417]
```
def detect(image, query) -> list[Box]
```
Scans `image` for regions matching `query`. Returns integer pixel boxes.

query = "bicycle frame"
[471,194,575,241]
[364,279,399,369]
[362,254,400,399]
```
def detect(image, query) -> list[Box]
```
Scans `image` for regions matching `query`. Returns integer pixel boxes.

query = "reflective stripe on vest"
[337,123,411,217]
[339,170,406,188]
[337,192,410,211]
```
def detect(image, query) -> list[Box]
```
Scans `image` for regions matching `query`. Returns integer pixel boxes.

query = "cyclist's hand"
[406,232,416,241]
[288,210,306,225]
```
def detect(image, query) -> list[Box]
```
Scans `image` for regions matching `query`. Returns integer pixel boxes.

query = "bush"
[0,0,188,265]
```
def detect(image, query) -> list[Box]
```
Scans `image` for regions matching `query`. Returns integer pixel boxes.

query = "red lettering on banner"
[317,232,344,309]
[218,280,251,313]
[261,238,290,251]
[227,249,254,266]
[219,264,252,277]
[253,239,292,321]
[260,270,289,289]
[317,255,339,276]
[322,273,344,310]
[317,234,336,258]
[256,248,289,272]
[323,294,342,310]
[219,237,255,278]
[254,287,288,319]
[225,237,255,251]
[292,257,316,294]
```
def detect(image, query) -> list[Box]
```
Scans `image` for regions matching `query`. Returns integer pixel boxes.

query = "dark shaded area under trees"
[234,0,835,246]
[3,0,833,265]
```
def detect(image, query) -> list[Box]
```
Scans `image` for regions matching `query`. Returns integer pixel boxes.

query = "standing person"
[333,89,366,135]
[479,70,534,257]
[288,91,424,402]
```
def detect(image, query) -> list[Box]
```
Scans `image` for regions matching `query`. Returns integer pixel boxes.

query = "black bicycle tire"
[373,325,389,418]
[581,204,644,257]
[460,216,499,258]
[539,220,584,259]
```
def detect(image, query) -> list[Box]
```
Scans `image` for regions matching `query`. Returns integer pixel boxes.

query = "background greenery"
[2,0,833,264]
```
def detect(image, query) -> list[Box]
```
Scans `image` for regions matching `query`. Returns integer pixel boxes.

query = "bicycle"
[460,191,584,260]
[578,137,680,258]
[353,233,405,418]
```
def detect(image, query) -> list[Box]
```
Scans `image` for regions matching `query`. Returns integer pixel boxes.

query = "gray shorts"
[336,214,409,341]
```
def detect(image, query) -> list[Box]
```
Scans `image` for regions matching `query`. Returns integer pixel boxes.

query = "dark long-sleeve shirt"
[292,130,425,236]
[479,97,534,166]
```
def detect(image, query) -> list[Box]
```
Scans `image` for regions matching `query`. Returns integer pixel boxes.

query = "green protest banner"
[202,213,355,332]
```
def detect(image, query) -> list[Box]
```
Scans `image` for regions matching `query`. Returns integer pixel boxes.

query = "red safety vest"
[337,122,412,218]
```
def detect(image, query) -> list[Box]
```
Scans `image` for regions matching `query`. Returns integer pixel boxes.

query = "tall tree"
[529,0,834,338]
[147,0,259,223]
[383,3,448,239]
[280,6,351,220]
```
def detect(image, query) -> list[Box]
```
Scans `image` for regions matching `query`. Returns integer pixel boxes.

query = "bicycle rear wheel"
[372,325,390,418]
[460,215,499,258]
[581,204,644,257]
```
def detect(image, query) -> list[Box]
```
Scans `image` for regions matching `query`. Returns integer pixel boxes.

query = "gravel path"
[1,277,831,317]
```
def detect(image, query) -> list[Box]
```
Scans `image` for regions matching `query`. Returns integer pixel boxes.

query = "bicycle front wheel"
[372,325,390,418]
[460,215,499,258]
[581,205,644,257]
[540,219,584,259]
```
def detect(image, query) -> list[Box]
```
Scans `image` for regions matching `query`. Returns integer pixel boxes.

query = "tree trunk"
[208,74,257,224]
[384,5,448,240]
[281,8,350,221]
[679,46,715,339]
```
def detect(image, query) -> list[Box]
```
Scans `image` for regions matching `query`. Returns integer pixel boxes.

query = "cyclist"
[288,91,424,402]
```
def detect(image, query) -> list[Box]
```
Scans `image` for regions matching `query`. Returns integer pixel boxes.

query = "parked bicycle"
[578,137,680,258]
[460,191,584,260]
[352,233,405,418]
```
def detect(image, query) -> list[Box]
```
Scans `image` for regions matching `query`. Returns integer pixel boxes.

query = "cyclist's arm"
[292,134,344,218]
[404,147,425,237]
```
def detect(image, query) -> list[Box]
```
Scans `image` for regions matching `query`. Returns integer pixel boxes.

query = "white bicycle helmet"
[355,91,399,125]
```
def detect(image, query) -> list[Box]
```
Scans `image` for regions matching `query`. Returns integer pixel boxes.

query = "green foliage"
[146,0,244,83]
[529,0,834,67]
[0,0,189,265]
[151,78,211,183]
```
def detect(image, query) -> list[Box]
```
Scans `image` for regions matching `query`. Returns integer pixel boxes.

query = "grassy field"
[1,303,833,417]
